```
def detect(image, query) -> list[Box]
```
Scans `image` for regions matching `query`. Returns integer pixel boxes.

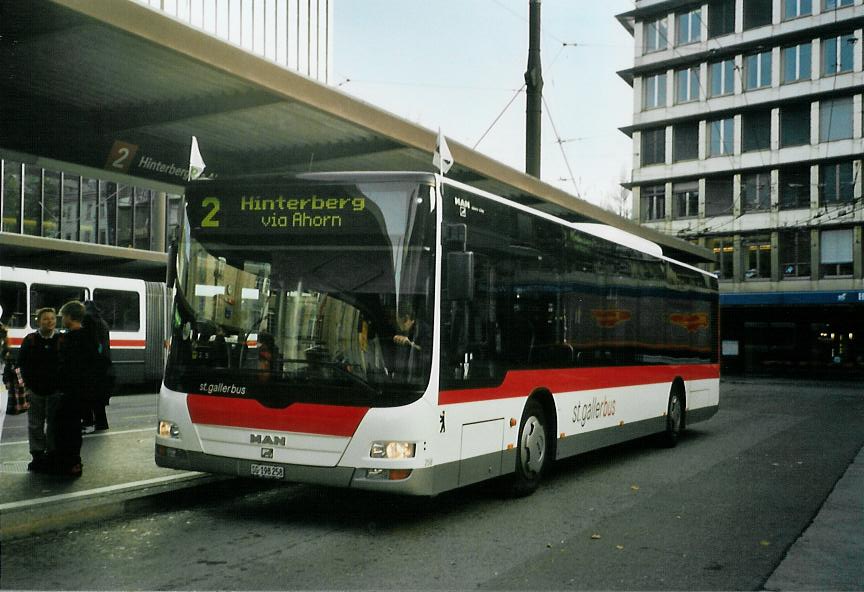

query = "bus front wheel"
[661,389,684,448]
[507,399,548,496]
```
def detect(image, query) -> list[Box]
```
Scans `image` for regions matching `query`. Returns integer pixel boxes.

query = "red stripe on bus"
[110,339,146,348]
[187,394,369,437]
[439,364,720,405]
[7,337,144,348]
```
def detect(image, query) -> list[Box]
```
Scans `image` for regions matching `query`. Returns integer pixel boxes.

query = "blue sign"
[721,290,864,306]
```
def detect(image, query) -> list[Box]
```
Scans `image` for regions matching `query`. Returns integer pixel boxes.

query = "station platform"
[0,416,222,540]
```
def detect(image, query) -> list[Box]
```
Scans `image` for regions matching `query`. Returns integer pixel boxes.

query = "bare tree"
[603,167,632,219]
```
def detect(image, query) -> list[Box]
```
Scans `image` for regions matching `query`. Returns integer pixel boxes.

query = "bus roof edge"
[571,223,664,259]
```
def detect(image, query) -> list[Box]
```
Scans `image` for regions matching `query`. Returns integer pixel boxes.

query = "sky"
[333,0,637,211]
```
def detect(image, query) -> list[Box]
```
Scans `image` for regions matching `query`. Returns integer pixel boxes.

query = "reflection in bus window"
[93,289,140,331]
[30,283,87,327]
[0,280,28,328]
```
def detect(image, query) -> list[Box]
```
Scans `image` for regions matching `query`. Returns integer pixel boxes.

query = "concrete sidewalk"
[763,446,864,591]
[0,421,221,540]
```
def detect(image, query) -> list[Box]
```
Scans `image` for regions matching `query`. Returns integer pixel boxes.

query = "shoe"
[93,424,109,432]
[28,454,49,473]
[64,463,83,478]
[81,426,95,435]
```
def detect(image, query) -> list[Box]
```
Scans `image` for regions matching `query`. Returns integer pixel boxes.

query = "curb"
[0,473,224,541]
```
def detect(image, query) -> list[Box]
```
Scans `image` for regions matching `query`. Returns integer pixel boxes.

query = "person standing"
[55,300,101,478]
[17,308,60,472]
[0,321,11,443]
[81,301,112,432]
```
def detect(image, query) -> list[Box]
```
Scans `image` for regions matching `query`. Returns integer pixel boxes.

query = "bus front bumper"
[155,444,447,495]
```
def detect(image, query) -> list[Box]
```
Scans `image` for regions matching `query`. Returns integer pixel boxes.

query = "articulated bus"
[0,266,167,387]
[156,172,719,495]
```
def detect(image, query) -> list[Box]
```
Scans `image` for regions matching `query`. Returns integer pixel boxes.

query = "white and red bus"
[0,266,167,387]
[156,172,719,495]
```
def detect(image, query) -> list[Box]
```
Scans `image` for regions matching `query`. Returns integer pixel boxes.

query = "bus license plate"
[250,464,284,479]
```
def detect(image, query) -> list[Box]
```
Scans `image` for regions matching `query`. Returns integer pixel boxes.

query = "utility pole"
[525,0,543,178]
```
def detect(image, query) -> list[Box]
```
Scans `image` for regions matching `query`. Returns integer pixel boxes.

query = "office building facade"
[619,0,864,375]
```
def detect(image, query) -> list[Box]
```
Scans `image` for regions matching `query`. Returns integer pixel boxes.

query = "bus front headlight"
[370,441,416,459]
[158,420,181,439]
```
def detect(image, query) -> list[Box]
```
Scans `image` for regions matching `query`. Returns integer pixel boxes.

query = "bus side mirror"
[447,252,475,301]
[166,241,178,289]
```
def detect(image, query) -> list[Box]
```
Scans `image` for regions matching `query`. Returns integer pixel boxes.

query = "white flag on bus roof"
[433,128,453,175]
[188,135,207,181]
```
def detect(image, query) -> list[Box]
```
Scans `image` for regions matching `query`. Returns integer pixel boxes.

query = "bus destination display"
[189,190,369,232]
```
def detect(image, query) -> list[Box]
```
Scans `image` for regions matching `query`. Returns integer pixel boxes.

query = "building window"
[780,102,811,147]
[61,174,80,241]
[745,51,772,90]
[820,228,853,276]
[641,127,666,166]
[2,161,22,233]
[824,0,853,9]
[708,237,735,280]
[742,110,772,152]
[81,178,98,244]
[744,0,773,30]
[673,121,699,161]
[709,59,735,96]
[708,117,734,157]
[782,42,812,84]
[779,166,811,209]
[744,234,772,280]
[99,181,117,246]
[675,66,700,103]
[117,184,133,248]
[783,0,812,20]
[134,187,152,250]
[706,177,734,216]
[43,170,61,239]
[166,194,184,245]
[23,166,42,237]
[742,172,772,212]
[780,230,811,278]
[676,8,702,45]
[643,72,667,109]
[644,17,668,53]
[822,34,856,76]
[820,97,853,142]
[820,161,854,204]
[709,0,736,38]
[641,185,666,221]
[673,181,699,218]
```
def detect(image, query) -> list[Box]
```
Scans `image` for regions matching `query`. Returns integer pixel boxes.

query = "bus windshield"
[164,178,437,407]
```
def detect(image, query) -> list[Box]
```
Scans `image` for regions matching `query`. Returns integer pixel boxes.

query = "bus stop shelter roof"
[0,0,712,270]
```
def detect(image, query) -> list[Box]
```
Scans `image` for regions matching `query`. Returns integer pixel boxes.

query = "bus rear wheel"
[507,399,548,496]
[661,389,684,448]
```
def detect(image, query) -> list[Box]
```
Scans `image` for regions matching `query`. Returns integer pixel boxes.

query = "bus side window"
[0,280,28,328]
[30,283,88,327]
[93,289,140,331]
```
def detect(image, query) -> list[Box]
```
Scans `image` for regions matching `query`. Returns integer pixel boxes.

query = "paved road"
[1,380,861,590]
